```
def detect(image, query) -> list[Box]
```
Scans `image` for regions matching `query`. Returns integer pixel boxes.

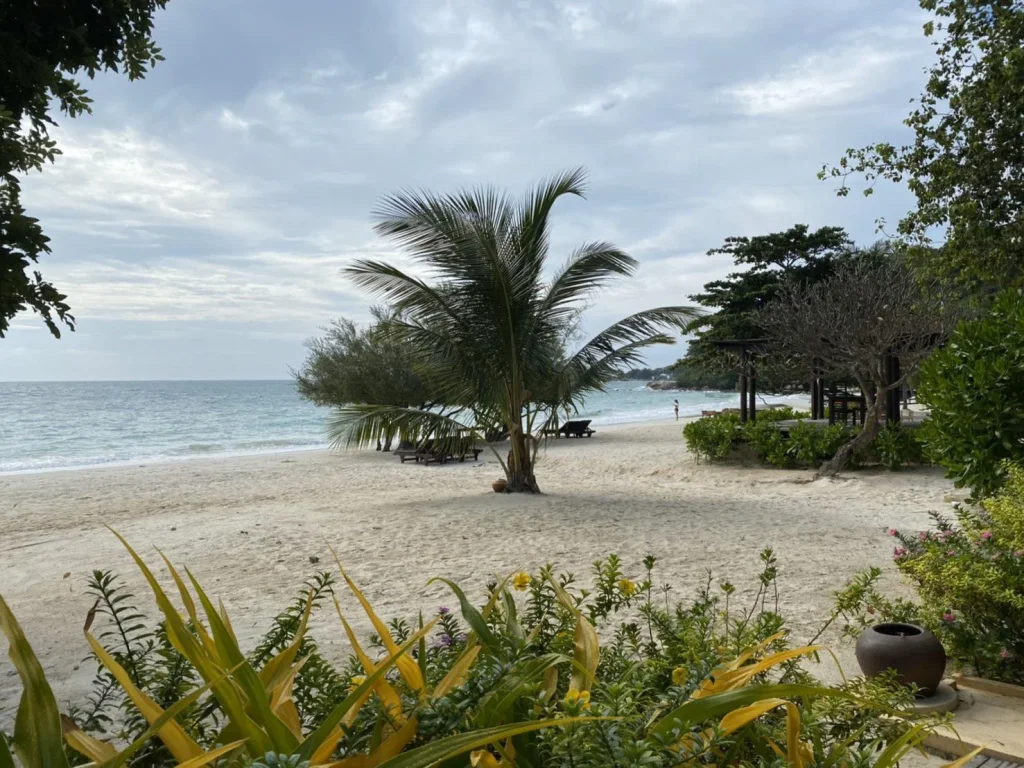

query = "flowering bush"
[837,463,1024,684]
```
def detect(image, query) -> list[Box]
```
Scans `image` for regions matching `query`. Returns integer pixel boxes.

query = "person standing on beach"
[673,399,679,421]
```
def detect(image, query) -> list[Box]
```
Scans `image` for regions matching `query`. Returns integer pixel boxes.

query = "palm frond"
[539,242,638,322]
[564,307,700,369]
[327,404,478,455]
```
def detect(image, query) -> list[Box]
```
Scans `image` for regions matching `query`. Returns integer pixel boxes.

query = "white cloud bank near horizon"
[1,0,933,381]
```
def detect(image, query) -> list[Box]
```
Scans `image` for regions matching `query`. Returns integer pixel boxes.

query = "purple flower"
[456,633,468,643]
[434,634,453,648]
[941,530,955,539]
[438,606,451,616]
[893,547,907,558]
[942,612,955,623]
[1001,649,1011,660]
[981,530,993,541]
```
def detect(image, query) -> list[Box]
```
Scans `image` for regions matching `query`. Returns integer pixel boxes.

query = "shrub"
[837,463,1024,685]
[918,288,1024,496]
[682,413,739,461]
[1,536,952,768]
[743,418,794,467]
[871,424,926,471]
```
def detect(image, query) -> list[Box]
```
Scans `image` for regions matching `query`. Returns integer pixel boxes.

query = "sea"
[0,380,805,475]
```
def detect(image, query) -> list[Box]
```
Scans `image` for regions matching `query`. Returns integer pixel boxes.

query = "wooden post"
[748,358,757,423]
[884,352,902,424]
[739,349,749,423]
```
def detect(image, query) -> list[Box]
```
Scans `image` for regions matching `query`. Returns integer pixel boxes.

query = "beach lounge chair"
[559,419,595,438]
[394,440,434,463]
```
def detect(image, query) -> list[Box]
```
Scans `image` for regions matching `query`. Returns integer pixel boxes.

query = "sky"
[0,0,935,382]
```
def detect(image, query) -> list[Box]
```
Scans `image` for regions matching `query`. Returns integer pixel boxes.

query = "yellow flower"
[349,674,367,690]
[470,750,502,767]
[564,688,591,709]
[513,571,532,591]
[618,578,636,597]
[671,666,689,686]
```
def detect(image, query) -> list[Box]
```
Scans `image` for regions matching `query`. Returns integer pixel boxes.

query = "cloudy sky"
[2,0,933,381]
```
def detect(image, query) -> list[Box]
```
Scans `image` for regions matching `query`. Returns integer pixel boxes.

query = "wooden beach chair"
[559,419,595,438]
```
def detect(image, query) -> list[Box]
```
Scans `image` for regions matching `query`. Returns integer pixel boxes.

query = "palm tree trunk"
[505,426,541,493]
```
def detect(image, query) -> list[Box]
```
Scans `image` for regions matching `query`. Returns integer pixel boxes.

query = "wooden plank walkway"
[965,756,1022,767]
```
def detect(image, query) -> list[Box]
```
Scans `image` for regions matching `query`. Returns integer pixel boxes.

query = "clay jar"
[855,623,946,695]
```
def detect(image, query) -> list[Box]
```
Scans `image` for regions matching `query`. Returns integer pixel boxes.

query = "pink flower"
[942,612,955,623]
[866,605,875,615]
[1015,550,1024,558]
[920,531,928,541]
[893,547,907,558]
[1001,649,1011,660]
[888,528,898,536]
[981,530,993,541]
[942,530,955,539]
[947,549,957,556]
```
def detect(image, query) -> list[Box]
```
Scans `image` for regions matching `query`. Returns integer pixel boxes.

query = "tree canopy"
[0,0,167,338]
[760,253,962,475]
[820,0,1024,289]
[294,307,435,411]
[678,224,854,383]
[329,169,698,492]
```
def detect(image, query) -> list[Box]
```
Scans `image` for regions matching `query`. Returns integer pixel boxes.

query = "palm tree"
[330,169,699,492]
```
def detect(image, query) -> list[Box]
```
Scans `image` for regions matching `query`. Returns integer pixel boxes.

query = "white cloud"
[724,44,911,116]
[218,108,252,131]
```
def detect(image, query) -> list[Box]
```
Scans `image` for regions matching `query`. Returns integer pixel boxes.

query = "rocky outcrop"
[645,380,680,390]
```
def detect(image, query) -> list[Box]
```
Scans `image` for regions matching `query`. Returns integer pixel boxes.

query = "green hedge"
[918,289,1024,496]
[684,412,926,470]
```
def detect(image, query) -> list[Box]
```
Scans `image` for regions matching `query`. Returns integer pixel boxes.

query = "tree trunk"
[817,386,885,477]
[382,436,393,452]
[504,426,541,493]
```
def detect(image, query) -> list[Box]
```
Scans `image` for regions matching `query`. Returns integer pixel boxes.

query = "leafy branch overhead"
[819,0,1024,289]
[0,0,168,338]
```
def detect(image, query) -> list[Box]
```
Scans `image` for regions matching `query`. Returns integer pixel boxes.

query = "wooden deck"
[964,757,1022,767]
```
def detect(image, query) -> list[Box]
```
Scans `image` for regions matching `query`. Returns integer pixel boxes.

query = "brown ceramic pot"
[855,623,946,695]
[492,479,507,493]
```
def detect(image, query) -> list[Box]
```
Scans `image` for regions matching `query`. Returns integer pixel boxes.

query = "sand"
[1,418,955,734]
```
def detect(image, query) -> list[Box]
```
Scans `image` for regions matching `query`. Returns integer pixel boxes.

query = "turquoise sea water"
[0,380,803,474]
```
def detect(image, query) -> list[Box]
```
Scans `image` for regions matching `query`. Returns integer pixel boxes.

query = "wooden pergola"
[710,342,906,426]
[709,338,768,423]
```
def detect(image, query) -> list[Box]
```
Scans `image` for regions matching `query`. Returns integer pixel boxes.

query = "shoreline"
[0,393,811,477]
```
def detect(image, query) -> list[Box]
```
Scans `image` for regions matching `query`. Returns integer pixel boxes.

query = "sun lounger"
[559,419,595,438]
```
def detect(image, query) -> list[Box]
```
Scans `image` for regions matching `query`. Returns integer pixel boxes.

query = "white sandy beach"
[1,418,955,727]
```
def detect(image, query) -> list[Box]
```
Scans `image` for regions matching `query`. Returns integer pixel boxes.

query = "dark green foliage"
[683,412,927,473]
[670,360,739,390]
[682,414,739,462]
[0,0,167,337]
[294,308,436,413]
[681,225,854,382]
[872,424,926,471]
[821,0,1024,289]
[918,289,1024,496]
